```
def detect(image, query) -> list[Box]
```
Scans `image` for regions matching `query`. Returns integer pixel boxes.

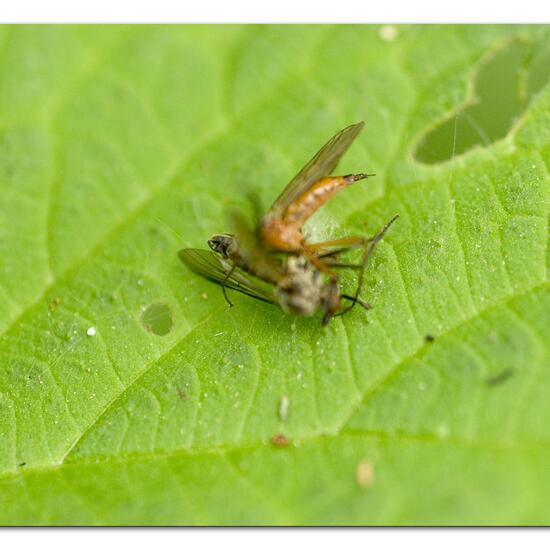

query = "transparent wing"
[267,121,365,216]
[178,248,277,305]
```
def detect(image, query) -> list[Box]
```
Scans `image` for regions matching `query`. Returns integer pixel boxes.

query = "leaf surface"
[1,24,550,525]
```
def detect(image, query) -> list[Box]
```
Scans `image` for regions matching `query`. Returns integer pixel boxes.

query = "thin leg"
[302,247,337,280]
[221,263,237,307]
[307,235,368,252]
[341,294,372,310]
[335,214,399,318]
[318,244,371,259]
[305,235,371,279]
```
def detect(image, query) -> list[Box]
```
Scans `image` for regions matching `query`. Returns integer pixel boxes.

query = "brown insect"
[178,122,398,325]
[180,232,372,326]
[179,214,396,325]
[259,121,375,273]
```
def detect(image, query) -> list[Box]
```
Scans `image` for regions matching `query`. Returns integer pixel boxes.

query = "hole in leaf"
[141,303,173,336]
[415,40,550,164]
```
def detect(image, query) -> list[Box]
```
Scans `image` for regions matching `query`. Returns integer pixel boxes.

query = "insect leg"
[307,235,368,253]
[221,262,237,307]
[317,243,375,266]
[302,247,337,280]
[341,294,372,311]
[303,236,374,280]
[318,245,367,259]
[335,214,399,318]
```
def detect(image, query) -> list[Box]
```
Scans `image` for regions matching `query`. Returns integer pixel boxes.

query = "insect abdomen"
[283,176,348,226]
[259,216,304,251]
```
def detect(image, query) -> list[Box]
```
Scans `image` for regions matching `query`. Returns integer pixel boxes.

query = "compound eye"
[208,238,221,252]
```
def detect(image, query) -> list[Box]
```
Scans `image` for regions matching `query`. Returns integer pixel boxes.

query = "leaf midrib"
[4,415,550,484]
[47,276,549,476]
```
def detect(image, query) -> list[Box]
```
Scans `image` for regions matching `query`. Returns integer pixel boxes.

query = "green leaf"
[1,24,550,525]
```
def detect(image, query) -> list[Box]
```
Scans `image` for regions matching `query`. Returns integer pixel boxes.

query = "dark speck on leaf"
[177,388,187,401]
[485,368,515,387]
[425,334,435,343]
[271,433,290,448]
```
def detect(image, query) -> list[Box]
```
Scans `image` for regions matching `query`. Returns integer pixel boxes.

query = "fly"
[178,122,399,325]
[179,216,396,325]
[178,247,369,325]
[205,209,397,322]
[259,121,378,274]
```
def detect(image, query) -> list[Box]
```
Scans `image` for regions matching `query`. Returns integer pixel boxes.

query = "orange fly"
[259,121,375,271]
[178,121,399,325]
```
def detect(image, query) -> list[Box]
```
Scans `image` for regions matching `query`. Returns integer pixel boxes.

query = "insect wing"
[178,248,277,305]
[267,121,365,216]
